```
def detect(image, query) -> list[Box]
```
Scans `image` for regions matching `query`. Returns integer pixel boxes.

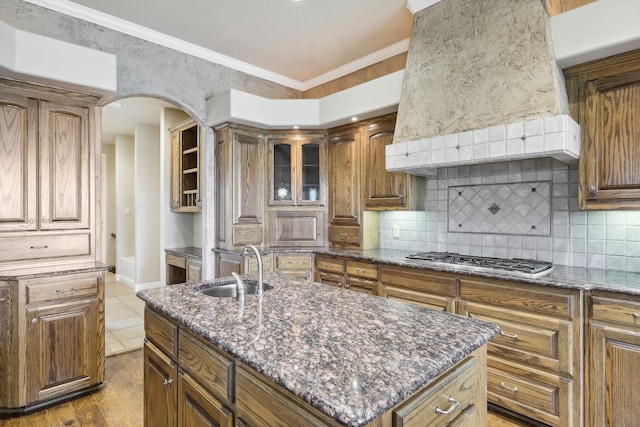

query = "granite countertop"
[317,248,640,297]
[0,261,111,280]
[137,273,499,426]
[165,247,202,259]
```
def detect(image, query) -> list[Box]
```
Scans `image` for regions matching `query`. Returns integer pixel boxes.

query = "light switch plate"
[393,225,400,238]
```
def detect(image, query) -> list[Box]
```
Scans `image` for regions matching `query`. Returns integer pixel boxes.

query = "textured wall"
[394,0,569,144]
[0,0,301,121]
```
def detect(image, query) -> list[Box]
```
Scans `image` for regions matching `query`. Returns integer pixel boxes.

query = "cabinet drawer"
[166,254,186,268]
[328,226,360,244]
[246,254,273,274]
[145,308,177,358]
[459,278,575,318]
[314,255,344,274]
[186,259,202,283]
[26,272,100,304]
[232,226,263,246]
[345,260,377,280]
[179,329,235,404]
[380,265,456,297]
[460,301,572,375]
[0,233,90,262]
[394,356,477,427]
[382,285,455,312]
[590,295,640,328]
[275,254,311,271]
[487,357,566,427]
[345,276,377,294]
[317,272,343,287]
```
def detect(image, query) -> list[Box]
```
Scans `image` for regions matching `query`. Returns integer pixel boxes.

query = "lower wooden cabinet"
[144,341,177,427]
[178,372,234,427]
[379,265,456,312]
[0,270,105,413]
[587,291,640,427]
[314,254,346,287]
[274,253,312,280]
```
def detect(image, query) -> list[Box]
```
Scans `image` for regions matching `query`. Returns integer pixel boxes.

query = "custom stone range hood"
[387,0,580,175]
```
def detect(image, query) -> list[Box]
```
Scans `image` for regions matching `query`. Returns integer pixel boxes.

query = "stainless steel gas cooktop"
[406,252,554,279]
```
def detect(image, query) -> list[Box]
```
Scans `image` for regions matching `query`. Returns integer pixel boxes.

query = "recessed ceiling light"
[293,125,299,129]
[351,116,358,122]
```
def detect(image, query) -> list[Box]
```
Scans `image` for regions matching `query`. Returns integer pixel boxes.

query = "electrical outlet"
[393,225,400,239]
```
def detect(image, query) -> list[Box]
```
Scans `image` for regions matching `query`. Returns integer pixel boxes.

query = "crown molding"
[405,0,442,14]
[22,0,410,92]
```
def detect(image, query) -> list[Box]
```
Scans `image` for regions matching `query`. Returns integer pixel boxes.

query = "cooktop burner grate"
[406,252,553,278]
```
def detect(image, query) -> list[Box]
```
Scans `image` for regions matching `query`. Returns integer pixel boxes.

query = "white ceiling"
[52,0,414,141]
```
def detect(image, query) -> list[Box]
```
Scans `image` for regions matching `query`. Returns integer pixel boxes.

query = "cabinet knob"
[589,186,596,192]
[633,312,639,319]
[163,379,173,387]
[41,218,49,223]
[0,298,5,302]
[31,318,38,324]
[28,218,35,224]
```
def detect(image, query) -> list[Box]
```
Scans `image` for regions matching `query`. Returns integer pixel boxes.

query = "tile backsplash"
[380,158,640,273]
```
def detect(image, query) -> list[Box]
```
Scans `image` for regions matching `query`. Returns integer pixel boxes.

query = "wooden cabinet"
[345,259,377,294]
[215,124,265,250]
[165,249,202,285]
[313,254,345,287]
[266,131,327,247]
[0,270,105,412]
[327,114,425,249]
[144,341,177,427]
[379,265,456,312]
[273,253,312,280]
[586,291,640,427]
[170,118,202,212]
[178,372,234,427]
[0,80,99,268]
[565,49,640,209]
[458,277,582,427]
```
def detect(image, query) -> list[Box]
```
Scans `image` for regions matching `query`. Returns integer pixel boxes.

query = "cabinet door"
[233,132,263,227]
[186,259,202,283]
[0,93,38,232]
[39,101,90,230]
[298,139,326,205]
[177,372,234,427]
[26,299,99,403]
[144,341,177,427]
[0,285,13,406]
[588,324,640,427]
[328,129,360,226]
[268,140,295,205]
[363,117,408,208]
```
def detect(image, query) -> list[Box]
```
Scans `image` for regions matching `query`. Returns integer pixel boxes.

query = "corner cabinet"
[170,118,202,212]
[266,130,327,247]
[587,291,640,427]
[0,80,99,269]
[565,49,640,210]
[215,124,265,250]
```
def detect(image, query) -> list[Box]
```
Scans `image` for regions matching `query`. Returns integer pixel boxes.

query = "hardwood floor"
[0,349,533,427]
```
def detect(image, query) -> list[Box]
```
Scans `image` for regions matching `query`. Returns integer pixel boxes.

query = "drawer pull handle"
[633,312,639,319]
[30,245,49,249]
[500,331,519,340]
[56,288,75,292]
[500,382,518,392]
[163,379,173,386]
[434,396,460,415]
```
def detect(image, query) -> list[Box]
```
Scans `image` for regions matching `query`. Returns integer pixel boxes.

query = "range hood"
[387,0,580,175]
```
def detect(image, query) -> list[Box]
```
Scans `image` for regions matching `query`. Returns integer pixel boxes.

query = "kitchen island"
[137,272,499,427]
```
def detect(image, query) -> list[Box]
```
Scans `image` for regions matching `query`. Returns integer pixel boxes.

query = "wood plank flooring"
[0,349,533,427]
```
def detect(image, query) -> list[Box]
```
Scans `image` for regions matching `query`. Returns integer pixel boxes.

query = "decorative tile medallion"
[448,181,551,236]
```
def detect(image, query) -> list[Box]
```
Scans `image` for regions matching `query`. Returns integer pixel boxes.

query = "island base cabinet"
[144,341,177,427]
[393,348,486,427]
[178,372,234,427]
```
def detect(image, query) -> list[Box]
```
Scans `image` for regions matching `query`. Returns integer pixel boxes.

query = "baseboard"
[135,281,163,292]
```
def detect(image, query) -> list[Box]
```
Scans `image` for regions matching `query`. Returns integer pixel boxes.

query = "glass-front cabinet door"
[268,134,326,206]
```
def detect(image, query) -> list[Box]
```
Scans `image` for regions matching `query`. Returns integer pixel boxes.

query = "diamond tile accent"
[448,182,551,236]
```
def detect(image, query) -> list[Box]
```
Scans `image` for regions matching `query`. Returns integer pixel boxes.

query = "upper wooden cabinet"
[267,131,327,207]
[170,118,201,212]
[565,49,640,210]
[327,114,425,249]
[215,124,265,250]
[0,80,99,268]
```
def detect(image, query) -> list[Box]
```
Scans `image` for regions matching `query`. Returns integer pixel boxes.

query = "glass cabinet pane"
[301,143,320,201]
[273,144,292,201]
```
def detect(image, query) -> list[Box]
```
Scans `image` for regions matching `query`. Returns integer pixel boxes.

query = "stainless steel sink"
[200,280,273,298]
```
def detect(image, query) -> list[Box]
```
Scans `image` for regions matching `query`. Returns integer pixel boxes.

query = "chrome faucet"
[242,245,264,296]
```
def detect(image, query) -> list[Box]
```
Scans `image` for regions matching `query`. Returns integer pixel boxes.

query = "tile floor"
[105,272,145,356]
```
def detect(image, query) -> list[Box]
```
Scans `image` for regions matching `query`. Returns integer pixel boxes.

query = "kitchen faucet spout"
[242,245,263,296]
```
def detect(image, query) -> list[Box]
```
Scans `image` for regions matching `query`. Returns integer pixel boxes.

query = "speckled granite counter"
[137,273,499,426]
[316,248,640,297]
[0,261,110,280]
